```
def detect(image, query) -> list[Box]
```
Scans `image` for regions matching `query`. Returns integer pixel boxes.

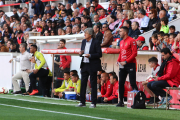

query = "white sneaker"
[89,104,96,108]
[76,103,86,107]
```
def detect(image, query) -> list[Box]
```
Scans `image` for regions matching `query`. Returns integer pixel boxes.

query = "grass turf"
[0,94,179,120]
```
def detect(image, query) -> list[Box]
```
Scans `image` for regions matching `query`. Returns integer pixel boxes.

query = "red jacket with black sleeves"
[101,80,113,98]
[59,47,71,69]
[117,36,137,63]
[157,57,180,87]
[107,81,118,101]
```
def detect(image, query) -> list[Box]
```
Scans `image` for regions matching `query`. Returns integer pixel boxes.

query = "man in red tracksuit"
[54,39,71,88]
[97,73,113,103]
[116,26,138,107]
[147,48,180,105]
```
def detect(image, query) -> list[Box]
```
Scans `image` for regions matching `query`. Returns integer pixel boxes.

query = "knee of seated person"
[147,82,152,89]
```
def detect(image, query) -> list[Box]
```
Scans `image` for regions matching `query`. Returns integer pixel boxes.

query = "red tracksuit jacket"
[157,57,180,87]
[107,81,118,101]
[117,36,137,63]
[101,80,113,98]
[59,47,71,69]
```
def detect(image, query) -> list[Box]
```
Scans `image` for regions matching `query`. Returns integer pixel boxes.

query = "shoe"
[76,103,86,107]
[158,97,165,104]
[12,91,22,94]
[29,89,39,95]
[131,89,139,93]
[147,97,154,104]
[22,92,30,96]
[116,102,124,107]
[162,96,172,105]
[89,104,96,108]
[155,97,160,103]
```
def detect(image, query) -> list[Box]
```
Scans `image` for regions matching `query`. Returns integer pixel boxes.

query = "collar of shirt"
[86,38,92,43]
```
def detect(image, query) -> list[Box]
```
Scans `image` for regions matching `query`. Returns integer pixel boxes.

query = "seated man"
[97,73,113,103]
[142,57,160,104]
[71,74,81,100]
[101,24,113,47]
[147,48,180,105]
[52,72,73,97]
[103,74,119,103]
[136,36,149,50]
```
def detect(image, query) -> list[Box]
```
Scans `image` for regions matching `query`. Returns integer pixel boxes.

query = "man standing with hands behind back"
[116,26,138,107]
[76,28,102,108]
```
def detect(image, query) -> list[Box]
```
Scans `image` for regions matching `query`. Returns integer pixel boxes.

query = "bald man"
[153,10,167,28]
[97,73,113,103]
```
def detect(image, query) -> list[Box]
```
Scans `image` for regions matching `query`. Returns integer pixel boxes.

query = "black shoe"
[22,92,30,95]
[155,97,160,103]
[116,102,124,107]
[147,97,154,104]
[76,103,86,107]
[12,91,22,94]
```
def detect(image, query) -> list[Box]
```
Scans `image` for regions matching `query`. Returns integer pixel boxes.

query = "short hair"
[82,23,88,27]
[76,24,81,29]
[75,17,81,21]
[97,75,101,80]
[148,57,158,64]
[150,9,157,18]
[72,74,79,79]
[169,25,175,30]
[31,44,37,50]
[62,10,67,14]
[102,23,109,28]
[90,6,95,9]
[164,33,169,37]
[120,26,129,34]
[94,25,101,31]
[161,48,172,55]
[152,33,158,39]
[60,39,66,44]
[117,4,122,8]
[124,20,131,27]
[67,25,72,29]
[92,0,98,3]
[110,15,117,21]
[20,43,27,50]
[64,71,70,75]
[70,70,78,75]
[134,21,139,27]
[169,33,177,38]
[139,9,146,15]
[84,28,94,37]
[160,17,168,25]
[112,74,118,81]
[157,31,164,37]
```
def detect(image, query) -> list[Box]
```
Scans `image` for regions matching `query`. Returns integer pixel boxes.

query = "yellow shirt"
[55,78,73,92]
[72,79,81,94]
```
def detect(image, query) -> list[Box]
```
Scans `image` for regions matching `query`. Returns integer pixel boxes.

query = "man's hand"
[101,80,104,86]
[120,61,126,66]
[33,69,39,74]
[152,24,156,28]
[61,67,64,70]
[104,97,108,102]
[9,59,13,63]
[153,76,158,81]
[85,54,90,58]
[79,50,84,55]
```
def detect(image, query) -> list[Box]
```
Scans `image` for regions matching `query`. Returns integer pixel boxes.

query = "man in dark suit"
[76,28,102,108]
[131,21,141,39]
[93,25,103,44]
[110,1,117,16]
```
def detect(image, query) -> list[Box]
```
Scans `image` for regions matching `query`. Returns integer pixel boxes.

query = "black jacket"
[130,28,141,38]
[95,32,103,44]
[141,17,158,32]
[80,38,102,72]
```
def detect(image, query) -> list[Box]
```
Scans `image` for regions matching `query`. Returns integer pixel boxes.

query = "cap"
[0,39,4,44]
[46,4,51,7]
[136,36,145,42]
[17,30,23,34]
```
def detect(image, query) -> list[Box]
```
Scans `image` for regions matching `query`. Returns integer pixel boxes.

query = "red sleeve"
[101,85,106,95]
[158,61,179,81]
[107,85,118,101]
[142,46,149,50]
[117,48,121,62]
[62,55,71,69]
[126,40,137,63]
[101,82,113,98]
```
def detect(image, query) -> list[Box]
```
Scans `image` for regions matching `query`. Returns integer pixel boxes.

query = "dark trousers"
[80,63,97,105]
[119,63,138,102]
[29,68,49,96]
[147,81,170,97]
[97,97,118,104]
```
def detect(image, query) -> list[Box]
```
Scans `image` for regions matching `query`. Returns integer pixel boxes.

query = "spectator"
[73,9,80,18]
[136,36,149,50]
[10,43,18,52]
[66,25,72,35]
[23,23,31,33]
[72,26,76,34]
[108,15,118,31]
[131,21,141,39]
[33,14,41,27]
[83,9,89,16]
[160,17,169,34]
[75,24,83,34]
[77,3,85,15]
[169,25,178,34]
[139,9,150,33]
[51,3,57,17]
[7,40,12,52]
[93,15,102,27]
[157,1,166,15]
[44,30,50,36]
[0,40,9,52]
[97,72,113,103]
[12,9,19,20]
[61,10,68,22]
[147,48,180,106]
[63,19,71,30]
[41,20,48,35]
[101,24,113,47]
[66,3,73,16]
[99,9,107,20]
[151,33,160,51]
[111,1,117,16]
[123,20,133,37]
[86,2,91,11]
[81,23,88,33]
[117,4,122,12]
[83,16,92,27]
[17,30,24,45]
[90,6,97,22]
[32,0,44,17]
[17,8,24,18]
[71,3,79,11]
[93,25,103,44]
[92,0,104,12]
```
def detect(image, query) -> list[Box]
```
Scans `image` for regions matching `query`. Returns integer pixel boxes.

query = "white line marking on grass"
[0,103,113,120]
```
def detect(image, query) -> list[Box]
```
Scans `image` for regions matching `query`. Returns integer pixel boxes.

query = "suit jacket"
[130,28,141,38]
[101,30,113,47]
[111,8,117,16]
[80,38,102,72]
[96,32,103,44]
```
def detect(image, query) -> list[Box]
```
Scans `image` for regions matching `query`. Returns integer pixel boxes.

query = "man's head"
[159,10,166,19]
[70,70,78,77]
[111,1,117,9]
[75,17,81,24]
[92,0,98,7]
[86,2,91,8]
[148,57,158,68]
[94,15,99,23]
[151,33,158,44]
[84,28,94,40]
[117,4,122,11]
[71,74,79,83]
[30,44,37,53]
[81,23,87,31]
[59,39,66,48]
[139,9,146,18]
[60,4,65,10]
[61,10,67,17]
[66,25,72,34]
[101,73,109,82]
[161,48,172,60]
[122,10,128,19]
[119,26,129,39]
[76,24,81,33]
[72,26,76,34]
[33,14,38,20]
[66,3,71,10]
[132,21,139,31]
[44,30,50,36]
[163,33,169,43]
[19,43,27,53]
[110,74,118,84]
[136,36,145,47]
[123,20,131,28]
[18,7,23,13]
[102,23,109,32]
[100,9,106,16]
[169,25,176,34]
[45,4,51,11]
[23,23,28,31]
[7,40,12,48]
[64,71,70,80]
[93,25,101,33]
[13,9,17,14]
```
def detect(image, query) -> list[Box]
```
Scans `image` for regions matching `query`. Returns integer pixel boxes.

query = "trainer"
[116,26,138,107]
[77,28,102,108]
